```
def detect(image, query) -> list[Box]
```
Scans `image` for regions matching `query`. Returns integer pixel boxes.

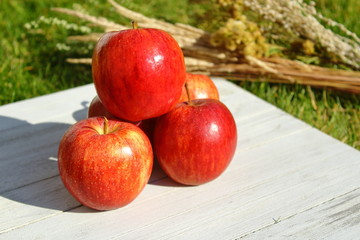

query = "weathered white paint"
[0,79,359,239]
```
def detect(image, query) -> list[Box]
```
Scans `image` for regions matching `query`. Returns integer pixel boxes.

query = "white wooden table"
[1,78,359,239]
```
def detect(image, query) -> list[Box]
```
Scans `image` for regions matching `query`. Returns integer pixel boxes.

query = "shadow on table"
[0,100,187,213]
[0,101,89,211]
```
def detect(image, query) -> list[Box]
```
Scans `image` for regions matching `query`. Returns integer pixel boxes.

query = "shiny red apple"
[58,117,153,210]
[178,73,219,102]
[92,26,186,122]
[153,99,237,185]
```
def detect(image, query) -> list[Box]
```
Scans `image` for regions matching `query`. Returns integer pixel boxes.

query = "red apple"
[92,25,186,122]
[178,73,219,102]
[88,95,156,141]
[58,117,153,210]
[153,99,237,185]
[137,117,157,143]
[88,95,117,120]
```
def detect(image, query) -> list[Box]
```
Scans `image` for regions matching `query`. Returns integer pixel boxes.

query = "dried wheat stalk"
[52,0,360,93]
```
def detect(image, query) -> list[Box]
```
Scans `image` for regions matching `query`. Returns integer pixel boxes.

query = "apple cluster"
[58,25,237,211]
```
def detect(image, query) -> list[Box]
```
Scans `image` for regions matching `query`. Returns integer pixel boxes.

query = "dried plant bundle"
[52,0,360,93]
[242,0,360,69]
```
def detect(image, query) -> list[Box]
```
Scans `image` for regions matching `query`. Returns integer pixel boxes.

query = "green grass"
[0,0,359,149]
[0,0,92,104]
[316,0,360,35]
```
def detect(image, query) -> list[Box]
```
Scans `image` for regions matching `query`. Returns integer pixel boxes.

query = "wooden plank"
[0,79,252,230]
[0,79,359,239]
[0,89,287,234]
[0,79,296,234]
[0,79,293,195]
[1,124,359,239]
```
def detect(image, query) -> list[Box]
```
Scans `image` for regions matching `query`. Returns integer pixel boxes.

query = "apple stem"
[185,82,192,104]
[131,21,138,29]
[103,117,108,134]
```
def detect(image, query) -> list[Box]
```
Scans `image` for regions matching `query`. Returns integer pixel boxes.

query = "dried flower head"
[210,1,269,58]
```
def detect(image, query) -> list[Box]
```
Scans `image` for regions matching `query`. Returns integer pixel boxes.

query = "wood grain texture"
[0,79,359,239]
